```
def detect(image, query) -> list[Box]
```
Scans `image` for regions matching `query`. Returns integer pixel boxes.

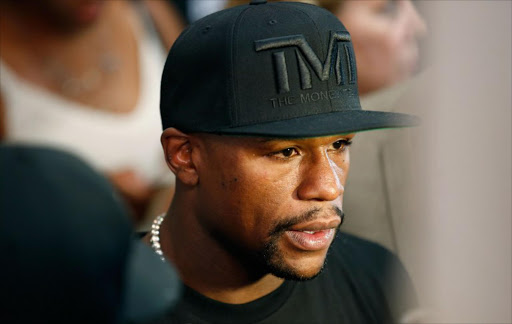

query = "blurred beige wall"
[406,1,511,322]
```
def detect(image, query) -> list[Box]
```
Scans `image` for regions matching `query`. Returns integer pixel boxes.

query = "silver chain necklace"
[150,213,166,261]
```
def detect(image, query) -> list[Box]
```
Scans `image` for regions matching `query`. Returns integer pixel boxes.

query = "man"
[147,0,418,322]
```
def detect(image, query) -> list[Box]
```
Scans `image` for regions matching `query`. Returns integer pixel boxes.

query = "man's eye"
[332,139,352,151]
[269,147,299,159]
[280,148,296,157]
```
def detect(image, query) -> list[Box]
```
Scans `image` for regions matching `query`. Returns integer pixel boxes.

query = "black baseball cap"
[0,145,181,324]
[160,0,419,138]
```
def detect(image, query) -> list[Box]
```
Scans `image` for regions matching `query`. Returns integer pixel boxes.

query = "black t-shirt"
[152,232,417,324]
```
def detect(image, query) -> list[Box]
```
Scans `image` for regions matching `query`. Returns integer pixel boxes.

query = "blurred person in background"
[0,144,182,324]
[334,0,427,256]
[324,0,428,256]
[328,0,427,94]
[0,0,185,226]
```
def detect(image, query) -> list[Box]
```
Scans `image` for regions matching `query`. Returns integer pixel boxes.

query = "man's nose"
[296,153,344,202]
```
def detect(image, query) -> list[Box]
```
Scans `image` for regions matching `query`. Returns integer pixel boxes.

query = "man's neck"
[158,195,284,304]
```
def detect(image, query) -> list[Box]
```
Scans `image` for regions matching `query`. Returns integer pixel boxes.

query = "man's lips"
[284,229,336,251]
[288,218,341,232]
[284,217,341,251]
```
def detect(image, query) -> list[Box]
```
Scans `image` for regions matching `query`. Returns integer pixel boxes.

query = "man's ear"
[161,128,198,186]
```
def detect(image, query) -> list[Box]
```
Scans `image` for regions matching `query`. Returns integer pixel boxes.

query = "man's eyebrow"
[256,138,281,143]
[253,137,300,146]
[255,134,355,143]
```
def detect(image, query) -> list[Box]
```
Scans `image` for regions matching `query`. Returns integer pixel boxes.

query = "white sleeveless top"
[1,25,173,186]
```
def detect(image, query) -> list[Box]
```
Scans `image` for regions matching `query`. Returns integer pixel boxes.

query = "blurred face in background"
[335,0,427,94]
[41,0,107,29]
[3,0,106,31]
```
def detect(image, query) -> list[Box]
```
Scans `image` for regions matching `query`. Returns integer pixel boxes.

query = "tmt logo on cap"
[255,31,357,95]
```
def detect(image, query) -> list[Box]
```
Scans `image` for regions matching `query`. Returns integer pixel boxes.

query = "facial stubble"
[258,206,344,281]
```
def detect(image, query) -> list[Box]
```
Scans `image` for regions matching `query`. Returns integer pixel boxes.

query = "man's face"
[193,133,354,280]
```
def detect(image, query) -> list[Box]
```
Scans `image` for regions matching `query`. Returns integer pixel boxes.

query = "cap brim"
[215,110,420,138]
[121,240,182,323]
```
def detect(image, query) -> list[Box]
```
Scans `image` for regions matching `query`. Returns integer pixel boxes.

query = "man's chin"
[269,263,325,281]
[258,230,336,281]
[265,251,328,281]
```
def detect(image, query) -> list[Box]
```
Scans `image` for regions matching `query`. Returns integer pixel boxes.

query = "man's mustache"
[269,206,344,237]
